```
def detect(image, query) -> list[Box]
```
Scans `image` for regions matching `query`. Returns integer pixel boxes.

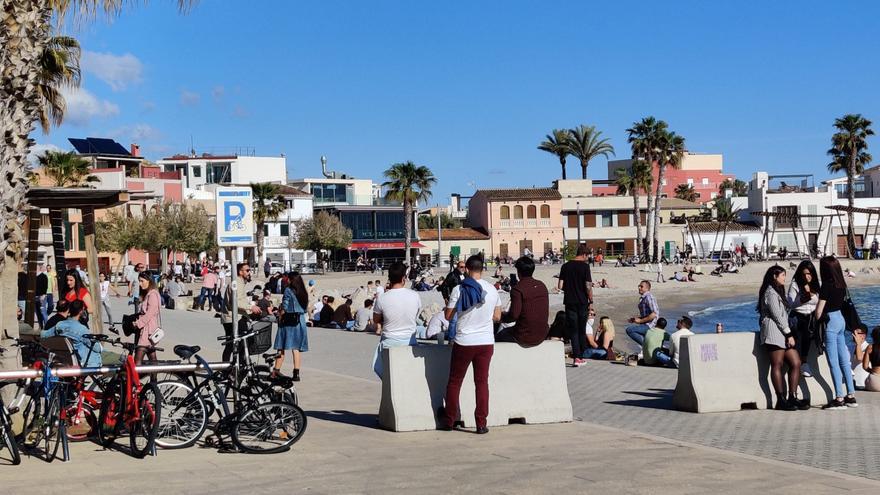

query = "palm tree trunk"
[847,160,856,256]
[256,222,265,262]
[559,157,566,180]
[0,0,52,387]
[652,163,668,263]
[645,187,654,262]
[404,201,412,266]
[633,189,642,258]
[581,159,587,180]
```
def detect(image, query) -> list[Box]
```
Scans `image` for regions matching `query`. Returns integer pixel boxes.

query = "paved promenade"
[0,298,878,493]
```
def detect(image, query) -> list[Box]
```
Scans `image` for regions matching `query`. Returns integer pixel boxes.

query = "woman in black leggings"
[787,260,819,376]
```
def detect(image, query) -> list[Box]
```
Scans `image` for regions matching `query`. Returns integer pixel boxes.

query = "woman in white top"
[98,272,120,328]
[787,260,819,376]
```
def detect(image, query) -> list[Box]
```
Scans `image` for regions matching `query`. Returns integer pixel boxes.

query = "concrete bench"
[673,332,835,413]
[378,340,573,432]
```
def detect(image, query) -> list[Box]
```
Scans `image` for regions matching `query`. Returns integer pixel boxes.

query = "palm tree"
[626,117,666,260]
[674,183,698,203]
[567,125,615,179]
[37,36,81,133]
[251,182,288,264]
[538,129,572,180]
[718,178,748,197]
[38,150,97,186]
[652,129,686,262]
[615,159,652,258]
[828,114,874,256]
[383,161,437,267]
[713,197,743,222]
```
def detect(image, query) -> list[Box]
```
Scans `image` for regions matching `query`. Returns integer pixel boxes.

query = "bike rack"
[0,362,232,381]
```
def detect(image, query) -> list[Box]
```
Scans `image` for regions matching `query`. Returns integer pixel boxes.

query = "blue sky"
[37,0,880,203]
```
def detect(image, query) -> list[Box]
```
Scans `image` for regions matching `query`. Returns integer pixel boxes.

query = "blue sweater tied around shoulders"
[448,277,484,340]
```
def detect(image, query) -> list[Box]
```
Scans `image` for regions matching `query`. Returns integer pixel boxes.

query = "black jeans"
[222,317,250,363]
[564,303,589,360]
[792,312,812,361]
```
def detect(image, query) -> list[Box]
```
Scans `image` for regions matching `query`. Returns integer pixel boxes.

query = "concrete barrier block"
[379,340,573,431]
[674,333,834,413]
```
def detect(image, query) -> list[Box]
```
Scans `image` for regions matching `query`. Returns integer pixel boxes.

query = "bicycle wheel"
[65,401,96,442]
[129,382,162,458]
[0,411,21,465]
[42,389,63,463]
[231,401,306,454]
[97,383,121,448]
[154,380,208,450]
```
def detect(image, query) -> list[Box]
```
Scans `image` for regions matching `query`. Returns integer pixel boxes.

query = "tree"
[652,129,686,262]
[567,125,615,180]
[626,117,665,260]
[418,212,462,230]
[828,113,874,256]
[713,197,743,222]
[615,159,652,258]
[96,208,145,278]
[674,183,698,203]
[37,36,81,133]
[538,129,572,180]
[718,178,748,197]
[292,211,353,261]
[251,182,287,262]
[382,161,436,266]
[37,150,98,187]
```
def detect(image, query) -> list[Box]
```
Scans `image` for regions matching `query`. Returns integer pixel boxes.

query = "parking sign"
[216,186,255,246]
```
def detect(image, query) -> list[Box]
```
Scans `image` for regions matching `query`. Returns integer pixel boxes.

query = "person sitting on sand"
[596,278,612,289]
[582,316,615,360]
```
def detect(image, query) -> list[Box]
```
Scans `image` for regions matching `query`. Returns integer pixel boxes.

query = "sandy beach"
[273,258,880,353]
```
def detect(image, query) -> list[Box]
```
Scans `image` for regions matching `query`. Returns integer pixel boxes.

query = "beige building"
[468,188,564,259]
[418,228,491,264]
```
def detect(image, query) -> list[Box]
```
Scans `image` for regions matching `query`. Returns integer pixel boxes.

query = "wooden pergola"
[24,188,130,334]
[750,210,836,259]
[824,204,880,256]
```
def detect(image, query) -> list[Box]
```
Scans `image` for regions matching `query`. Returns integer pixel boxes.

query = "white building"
[261,186,316,269]
[158,154,288,191]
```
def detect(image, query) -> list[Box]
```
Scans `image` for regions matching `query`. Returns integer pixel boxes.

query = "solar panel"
[67,137,131,155]
[68,138,91,154]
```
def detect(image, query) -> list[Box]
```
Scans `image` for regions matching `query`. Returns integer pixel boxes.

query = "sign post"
[215,186,255,395]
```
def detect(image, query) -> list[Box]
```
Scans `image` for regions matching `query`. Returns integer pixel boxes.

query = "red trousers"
[444,343,494,429]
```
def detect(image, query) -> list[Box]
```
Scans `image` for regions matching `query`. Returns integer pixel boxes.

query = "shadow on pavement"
[604,388,675,410]
[308,409,383,430]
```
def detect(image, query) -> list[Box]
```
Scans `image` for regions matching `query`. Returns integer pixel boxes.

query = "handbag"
[149,304,165,345]
[842,289,862,332]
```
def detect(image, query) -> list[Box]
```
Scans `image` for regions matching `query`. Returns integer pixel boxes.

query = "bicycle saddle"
[173,345,201,360]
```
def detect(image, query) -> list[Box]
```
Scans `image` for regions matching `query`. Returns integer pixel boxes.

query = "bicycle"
[0,345,21,465]
[14,340,67,463]
[155,329,306,453]
[97,339,162,458]
[62,334,113,442]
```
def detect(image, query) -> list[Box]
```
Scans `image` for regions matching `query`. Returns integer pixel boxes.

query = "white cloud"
[27,143,62,166]
[211,85,225,101]
[82,51,143,91]
[180,89,200,106]
[60,86,120,126]
[107,123,161,142]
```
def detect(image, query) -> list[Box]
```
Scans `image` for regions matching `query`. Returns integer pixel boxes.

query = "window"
[686,178,694,186]
[207,163,231,184]
[499,243,508,257]
[540,204,550,218]
[376,211,406,239]
[527,205,537,219]
[702,177,709,186]
[280,223,289,236]
[341,212,375,240]
[263,225,269,236]
[192,166,202,178]
[500,206,510,219]
[807,205,818,229]
[567,213,579,228]
[513,205,523,219]
[312,183,352,204]
[600,211,613,227]
[774,205,799,228]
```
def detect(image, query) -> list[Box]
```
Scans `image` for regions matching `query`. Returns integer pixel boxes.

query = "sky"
[35,0,880,204]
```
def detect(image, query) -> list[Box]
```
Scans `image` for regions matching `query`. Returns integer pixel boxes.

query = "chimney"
[130,143,141,157]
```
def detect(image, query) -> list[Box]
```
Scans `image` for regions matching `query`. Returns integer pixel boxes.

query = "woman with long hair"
[787,260,819,376]
[134,272,163,365]
[814,256,858,409]
[582,316,615,360]
[757,265,805,411]
[62,269,93,326]
[272,272,310,381]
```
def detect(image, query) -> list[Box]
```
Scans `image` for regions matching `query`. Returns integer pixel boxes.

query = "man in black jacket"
[439,260,466,301]
[35,266,49,329]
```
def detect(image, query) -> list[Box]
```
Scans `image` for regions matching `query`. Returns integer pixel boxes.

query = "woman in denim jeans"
[814,256,858,410]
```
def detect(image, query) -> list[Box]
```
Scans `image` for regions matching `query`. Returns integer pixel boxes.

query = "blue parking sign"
[216,187,255,246]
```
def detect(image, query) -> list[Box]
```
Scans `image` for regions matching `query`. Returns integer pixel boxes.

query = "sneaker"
[775,398,797,411]
[801,364,812,377]
[573,358,587,367]
[844,395,859,408]
[795,398,811,410]
[822,398,846,410]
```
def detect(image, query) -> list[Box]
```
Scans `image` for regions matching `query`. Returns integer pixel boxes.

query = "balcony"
[511,219,524,228]
[526,219,537,227]
[540,219,551,227]
[499,219,510,228]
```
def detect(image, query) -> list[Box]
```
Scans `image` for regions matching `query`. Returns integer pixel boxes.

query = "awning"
[348,241,426,250]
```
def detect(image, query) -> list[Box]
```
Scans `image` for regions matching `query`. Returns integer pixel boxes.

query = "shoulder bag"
[842,288,862,332]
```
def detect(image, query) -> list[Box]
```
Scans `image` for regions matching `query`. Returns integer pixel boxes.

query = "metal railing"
[0,361,231,381]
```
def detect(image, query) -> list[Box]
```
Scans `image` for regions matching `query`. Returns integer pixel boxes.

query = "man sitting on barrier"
[372,262,421,377]
[496,256,549,347]
[625,280,661,346]
[440,255,501,434]
[41,300,103,367]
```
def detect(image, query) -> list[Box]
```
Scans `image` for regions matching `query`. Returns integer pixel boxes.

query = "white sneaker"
[802,364,812,377]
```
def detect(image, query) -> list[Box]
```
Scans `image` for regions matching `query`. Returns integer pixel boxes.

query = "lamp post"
[286,205,292,271]
[436,203,442,267]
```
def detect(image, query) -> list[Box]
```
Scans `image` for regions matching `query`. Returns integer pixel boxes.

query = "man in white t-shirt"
[372,263,421,377]
[656,316,695,367]
[440,255,501,434]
